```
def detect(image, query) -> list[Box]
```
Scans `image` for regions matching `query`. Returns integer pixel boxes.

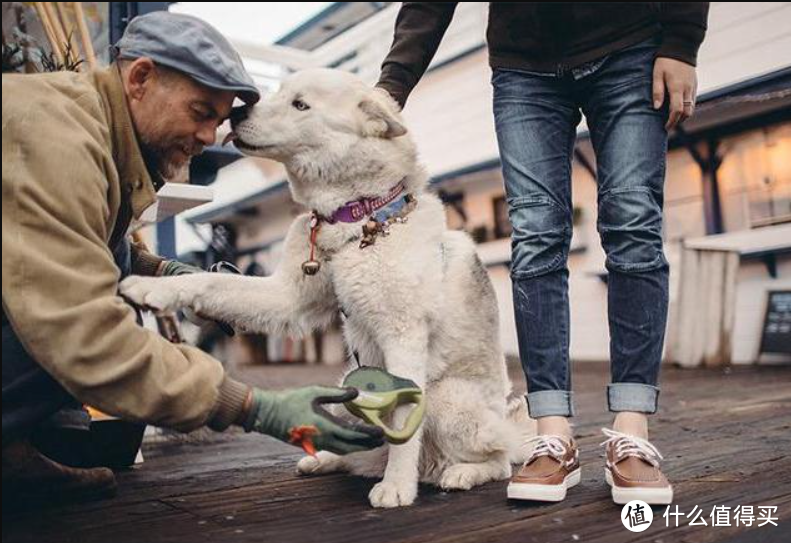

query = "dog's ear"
[358,98,407,139]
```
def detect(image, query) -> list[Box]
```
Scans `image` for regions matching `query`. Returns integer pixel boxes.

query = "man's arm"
[2,104,247,432]
[130,241,167,276]
[376,2,458,108]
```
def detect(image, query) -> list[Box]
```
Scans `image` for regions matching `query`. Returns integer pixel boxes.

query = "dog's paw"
[119,276,190,313]
[368,480,417,508]
[296,455,321,475]
[296,452,342,476]
[439,464,483,491]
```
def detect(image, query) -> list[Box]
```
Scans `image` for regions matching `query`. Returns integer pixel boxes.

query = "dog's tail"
[506,394,536,465]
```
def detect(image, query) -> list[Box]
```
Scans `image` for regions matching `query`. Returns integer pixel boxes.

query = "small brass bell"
[360,219,380,249]
[362,220,379,236]
[302,260,321,275]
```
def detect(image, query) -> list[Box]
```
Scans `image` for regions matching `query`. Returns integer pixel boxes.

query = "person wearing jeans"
[377,3,708,504]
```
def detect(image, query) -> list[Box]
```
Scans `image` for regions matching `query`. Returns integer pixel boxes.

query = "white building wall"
[732,259,791,364]
[199,2,791,364]
[697,2,791,91]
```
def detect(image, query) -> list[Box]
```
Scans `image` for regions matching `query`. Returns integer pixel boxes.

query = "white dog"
[120,69,534,508]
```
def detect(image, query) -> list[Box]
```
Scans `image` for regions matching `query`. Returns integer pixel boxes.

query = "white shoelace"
[600,428,664,467]
[522,435,570,465]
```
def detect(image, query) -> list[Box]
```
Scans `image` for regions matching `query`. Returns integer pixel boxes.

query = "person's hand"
[243,386,386,455]
[653,57,698,131]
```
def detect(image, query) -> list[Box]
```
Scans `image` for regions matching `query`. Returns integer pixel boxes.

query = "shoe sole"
[507,468,581,502]
[605,468,673,505]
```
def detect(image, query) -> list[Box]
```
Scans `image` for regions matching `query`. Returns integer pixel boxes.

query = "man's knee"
[598,187,667,273]
[509,196,572,279]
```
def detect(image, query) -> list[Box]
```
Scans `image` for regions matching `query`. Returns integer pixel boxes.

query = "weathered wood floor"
[3,361,790,543]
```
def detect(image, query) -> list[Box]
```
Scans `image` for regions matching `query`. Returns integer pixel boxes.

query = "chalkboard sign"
[759,290,791,355]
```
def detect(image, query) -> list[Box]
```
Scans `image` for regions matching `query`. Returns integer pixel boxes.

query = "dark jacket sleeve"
[130,241,166,276]
[657,3,709,66]
[376,2,458,107]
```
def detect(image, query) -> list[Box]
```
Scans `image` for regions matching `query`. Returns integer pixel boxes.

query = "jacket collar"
[92,65,162,219]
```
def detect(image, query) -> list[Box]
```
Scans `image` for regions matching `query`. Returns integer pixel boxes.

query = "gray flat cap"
[114,11,260,104]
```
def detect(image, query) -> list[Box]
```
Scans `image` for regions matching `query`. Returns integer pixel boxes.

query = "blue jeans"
[492,37,669,418]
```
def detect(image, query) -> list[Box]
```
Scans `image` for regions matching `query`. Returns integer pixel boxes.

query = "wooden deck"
[3,360,790,543]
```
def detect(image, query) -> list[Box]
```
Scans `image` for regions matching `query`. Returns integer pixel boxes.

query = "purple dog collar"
[319,180,406,224]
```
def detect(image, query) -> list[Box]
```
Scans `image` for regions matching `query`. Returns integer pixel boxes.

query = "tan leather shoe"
[507,435,580,502]
[2,440,117,507]
[601,428,673,504]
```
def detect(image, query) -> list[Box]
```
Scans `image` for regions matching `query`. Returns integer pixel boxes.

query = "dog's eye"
[292,99,310,111]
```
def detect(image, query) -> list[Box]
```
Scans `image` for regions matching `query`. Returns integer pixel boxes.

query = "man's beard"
[140,137,200,182]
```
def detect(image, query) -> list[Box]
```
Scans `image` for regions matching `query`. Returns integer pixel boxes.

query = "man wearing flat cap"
[2,12,384,503]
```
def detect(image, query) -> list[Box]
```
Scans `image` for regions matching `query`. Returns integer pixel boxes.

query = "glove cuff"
[241,388,277,433]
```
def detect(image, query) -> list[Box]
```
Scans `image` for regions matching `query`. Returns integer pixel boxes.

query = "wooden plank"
[3,363,790,543]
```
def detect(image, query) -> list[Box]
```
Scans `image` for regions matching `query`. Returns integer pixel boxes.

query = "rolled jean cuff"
[607,383,660,414]
[526,390,574,418]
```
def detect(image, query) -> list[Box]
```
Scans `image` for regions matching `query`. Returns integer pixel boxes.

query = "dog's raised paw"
[119,276,188,313]
[368,480,417,508]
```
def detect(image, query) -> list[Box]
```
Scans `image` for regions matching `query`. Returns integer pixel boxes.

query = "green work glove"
[160,260,203,276]
[243,387,385,455]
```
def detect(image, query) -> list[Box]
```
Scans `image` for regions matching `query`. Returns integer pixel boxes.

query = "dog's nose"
[229,105,251,127]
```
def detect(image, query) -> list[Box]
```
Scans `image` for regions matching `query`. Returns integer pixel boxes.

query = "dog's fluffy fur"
[120,69,534,508]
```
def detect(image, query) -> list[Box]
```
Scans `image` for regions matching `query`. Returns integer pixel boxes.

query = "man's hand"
[242,386,386,455]
[653,57,698,131]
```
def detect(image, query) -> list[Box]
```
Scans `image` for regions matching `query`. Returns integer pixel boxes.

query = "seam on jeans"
[598,185,660,200]
[606,253,668,273]
[597,223,662,235]
[609,383,661,391]
[597,221,662,235]
[507,195,569,214]
[510,248,567,279]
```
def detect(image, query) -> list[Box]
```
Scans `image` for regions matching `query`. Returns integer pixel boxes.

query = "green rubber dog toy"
[342,367,425,444]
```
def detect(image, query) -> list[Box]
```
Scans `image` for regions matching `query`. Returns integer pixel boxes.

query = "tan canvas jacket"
[2,66,248,432]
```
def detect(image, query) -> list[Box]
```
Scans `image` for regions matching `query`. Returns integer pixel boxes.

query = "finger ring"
[683,100,694,105]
